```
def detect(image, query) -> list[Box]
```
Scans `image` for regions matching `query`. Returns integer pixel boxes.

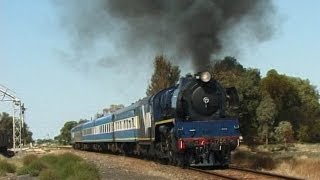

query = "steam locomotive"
[71,71,241,167]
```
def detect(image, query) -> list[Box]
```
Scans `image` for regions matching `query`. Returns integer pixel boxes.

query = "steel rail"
[229,165,304,180]
[188,167,240,180]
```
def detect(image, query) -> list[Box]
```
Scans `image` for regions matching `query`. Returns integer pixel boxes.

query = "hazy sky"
[0,0,319,139]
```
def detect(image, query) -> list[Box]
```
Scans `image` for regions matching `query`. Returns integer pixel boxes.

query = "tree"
[256,94,277,145]
[0,112,33,147]
[57,121,78,145]
[146,55,180,96]
[260,70,320,142]
[210,57,262,141]
[298,119,320,143]
[261,70,300,111]
[274,121,294,145]
[78,119,88,124]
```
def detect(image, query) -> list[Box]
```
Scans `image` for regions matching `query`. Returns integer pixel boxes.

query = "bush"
[38,169,59,180]
[18,153,100,180]
[18,160,48,176]
[59,161,100,180]
[39,154,58,165]
[0,160,16,176]
[274,121,294,144]
[297,125,310,142]
[23,154,38,166]
[251,155,276,170]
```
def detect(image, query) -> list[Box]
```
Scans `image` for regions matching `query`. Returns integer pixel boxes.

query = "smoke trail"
[55,0,276,72]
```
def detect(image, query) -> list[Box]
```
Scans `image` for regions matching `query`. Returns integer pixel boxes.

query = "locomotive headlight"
[200,71,212,82]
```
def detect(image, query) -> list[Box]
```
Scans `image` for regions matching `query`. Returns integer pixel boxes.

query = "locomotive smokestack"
[56,0,276,72]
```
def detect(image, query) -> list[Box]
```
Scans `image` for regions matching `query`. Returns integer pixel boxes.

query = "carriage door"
[141,105,152,140]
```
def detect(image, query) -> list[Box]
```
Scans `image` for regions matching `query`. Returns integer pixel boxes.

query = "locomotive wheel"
[168,150,177,165]
[176,153,188,168]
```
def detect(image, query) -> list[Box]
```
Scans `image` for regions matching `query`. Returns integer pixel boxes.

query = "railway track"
[188,167,238,180]
[188,166,304,180]
[228,165,303,180]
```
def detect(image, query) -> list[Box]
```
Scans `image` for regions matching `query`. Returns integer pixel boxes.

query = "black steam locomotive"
[71,71,241,167]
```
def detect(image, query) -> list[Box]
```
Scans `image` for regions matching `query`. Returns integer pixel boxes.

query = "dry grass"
[232,151,275,170]
[22,154,38,166]
[232,144,320,179]
[275,158,320,179]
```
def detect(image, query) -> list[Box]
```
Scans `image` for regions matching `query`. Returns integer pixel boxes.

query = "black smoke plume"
[56,0,276,72]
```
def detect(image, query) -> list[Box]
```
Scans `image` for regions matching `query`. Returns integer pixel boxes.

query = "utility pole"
[0,84,25,151]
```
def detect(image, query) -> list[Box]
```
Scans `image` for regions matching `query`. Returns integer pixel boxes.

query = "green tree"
[260,70,320,142]
[261,70,301,111]
[297,125,310,142]
[256,94,277,145]
[210,57,262,141]
[0,112,33,147]
[57,121,78,145]
[290,117,320,143]
[78,119,88,124]
[146,55,180,96]
[274,121,294,145]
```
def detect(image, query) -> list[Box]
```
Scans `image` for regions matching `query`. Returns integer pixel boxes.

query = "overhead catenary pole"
[0,84,25,152]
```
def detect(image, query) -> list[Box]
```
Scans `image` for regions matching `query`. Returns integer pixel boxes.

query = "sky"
[0,1,319,139]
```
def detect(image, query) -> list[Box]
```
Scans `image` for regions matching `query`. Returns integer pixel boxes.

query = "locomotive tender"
[71,71,241,167]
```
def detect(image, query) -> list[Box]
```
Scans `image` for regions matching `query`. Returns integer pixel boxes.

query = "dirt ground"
[64,149,215,180]
[2,143,320,179]
[1,147,216,180]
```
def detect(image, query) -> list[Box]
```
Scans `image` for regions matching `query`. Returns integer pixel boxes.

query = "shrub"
[56,152,82,165]
[18,153,100,179]
[0,159,16,176]
[274,121,294,144]
[39,154,58,165]
[18,160,48,176]
[59,161,100,180]
[251,155,275,170]
[22,154,38,166]
[38,169,59,180]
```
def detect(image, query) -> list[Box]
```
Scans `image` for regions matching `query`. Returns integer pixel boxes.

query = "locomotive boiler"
[71,71,241,167]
